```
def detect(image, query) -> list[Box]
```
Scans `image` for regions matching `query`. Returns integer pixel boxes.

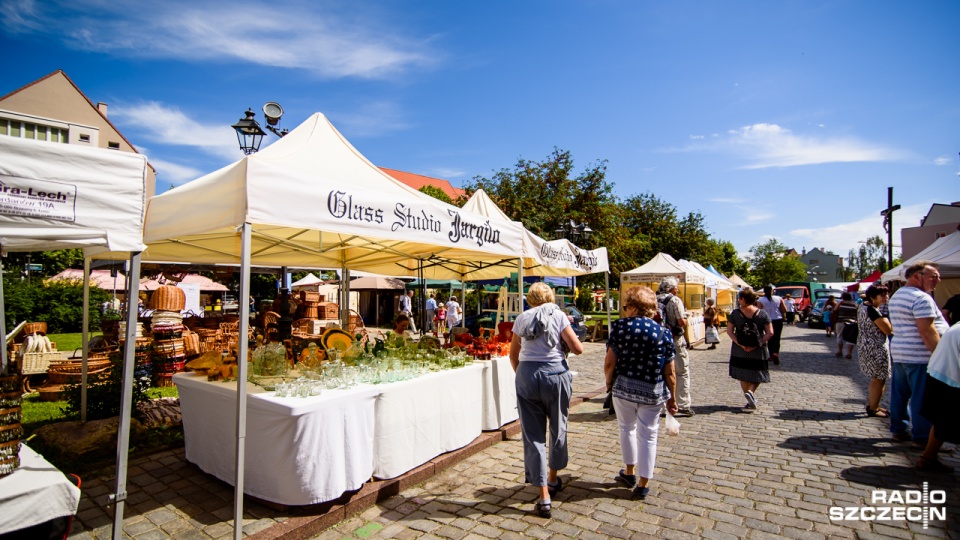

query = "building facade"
[900,202,960,260]
[0,70,156,197]
[800,247,844,282]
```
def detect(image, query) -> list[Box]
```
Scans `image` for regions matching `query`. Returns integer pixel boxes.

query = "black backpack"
[657,293,683,337]
[735,311,761,347]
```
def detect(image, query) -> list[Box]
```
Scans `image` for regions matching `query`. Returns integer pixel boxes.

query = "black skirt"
[921,375,960,444]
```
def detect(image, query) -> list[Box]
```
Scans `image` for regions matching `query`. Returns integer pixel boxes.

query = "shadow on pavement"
[840,464,960,490]
[779,435,913,457]
[776,409,864,422]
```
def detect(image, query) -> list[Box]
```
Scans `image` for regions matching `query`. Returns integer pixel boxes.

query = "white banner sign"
[0,174,77,222]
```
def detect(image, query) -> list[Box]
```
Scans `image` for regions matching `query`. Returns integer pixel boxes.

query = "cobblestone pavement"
[66,324,960,539]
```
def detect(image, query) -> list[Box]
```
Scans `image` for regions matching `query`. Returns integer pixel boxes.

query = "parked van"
[774,282,815,322]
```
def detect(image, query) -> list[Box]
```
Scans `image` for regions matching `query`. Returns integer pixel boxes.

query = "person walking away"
[857,285,893,418]
[823,296,837,336]
[726,288,774,412]
[783,294,796,325]
[604,286,678,500]
[703,298,721,349]
[758,285,786,365]
[657,278,693,417]
[888,261,949,446]
[399,290,417,332]
[509,282,584,518]
[445,296,461,330]
[425,293,437,332]
[833,292,858,358]
[918,321,960,471]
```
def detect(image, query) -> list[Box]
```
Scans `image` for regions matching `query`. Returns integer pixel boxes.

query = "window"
[0,119,68,143]
[108,141,120,150]
[79,134,90,143]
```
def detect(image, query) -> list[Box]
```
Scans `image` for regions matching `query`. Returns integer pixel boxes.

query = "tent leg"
[605,271,612,330]
[82,258,91,423]
[111,252,141,540]
[0,257,6,376]
[233,223,253,540]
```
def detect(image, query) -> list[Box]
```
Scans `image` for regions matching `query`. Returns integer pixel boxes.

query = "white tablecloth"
[0,443,80,534]
[174,373,378,506]
[372,363,484,479]
[479,356,518,430]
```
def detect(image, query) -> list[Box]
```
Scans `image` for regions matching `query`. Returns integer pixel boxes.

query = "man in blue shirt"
[425,294,438,332]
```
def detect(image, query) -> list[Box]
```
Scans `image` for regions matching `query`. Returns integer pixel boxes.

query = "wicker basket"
[20,352,61,376]
[47,358,112,384]
[22,322,47,336]
[182,332,200,356]
[299,291,320,303]
[301,303,319,318]
[317,302,339,319]
[150,285,186,311]
[154,339,185,356]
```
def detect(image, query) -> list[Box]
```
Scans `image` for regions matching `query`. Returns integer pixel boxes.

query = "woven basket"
[0,392,20,409]
[47,359,112,384]
[150,285,186,311]
[302,304,319,318]
[0,422,22,444]
[300,291,320,303]
[154,339,185,356]
[22,322,47,336]
[155,360,185,374]
[182,332,200,356]
[37,383,69,403]
[20,352,61,376]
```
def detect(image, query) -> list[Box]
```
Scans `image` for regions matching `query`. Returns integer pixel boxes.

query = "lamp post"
[554,219,592,306]
[231,102,289,155]
[554,219,593,245]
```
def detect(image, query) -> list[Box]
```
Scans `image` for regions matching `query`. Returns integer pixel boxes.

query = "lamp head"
[231,109,266,155]
[262,102,284,126]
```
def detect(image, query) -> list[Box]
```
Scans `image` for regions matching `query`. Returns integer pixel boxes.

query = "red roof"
[379,167,465,200]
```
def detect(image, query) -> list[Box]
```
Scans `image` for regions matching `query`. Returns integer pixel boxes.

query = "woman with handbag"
[603,285,677,500]
[726,288,774,411]
[757,285,787,364]
[857,284,892,418]
[703,298,721,350]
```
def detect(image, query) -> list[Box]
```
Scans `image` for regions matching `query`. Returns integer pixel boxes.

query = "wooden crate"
[317,302,340,319]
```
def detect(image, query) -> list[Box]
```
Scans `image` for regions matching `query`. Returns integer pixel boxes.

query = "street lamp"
[554,219,593,244]
[231,102,289,155]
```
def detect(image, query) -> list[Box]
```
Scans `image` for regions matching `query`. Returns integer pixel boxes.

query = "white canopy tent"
[0,135,148,540]
[881,230,960,305]
[137,112,533,538]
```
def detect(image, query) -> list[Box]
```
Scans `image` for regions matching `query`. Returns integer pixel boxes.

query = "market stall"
[881,230,960,305]
[0,135,148,537]
[134,112,529,536]
[620,253,706,343]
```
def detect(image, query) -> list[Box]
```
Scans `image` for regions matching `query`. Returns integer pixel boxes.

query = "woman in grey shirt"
[509,282,584,518]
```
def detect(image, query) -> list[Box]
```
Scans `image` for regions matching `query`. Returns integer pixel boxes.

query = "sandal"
[866,406,890,418]
[534,500,552,518]
[835,352,842,358]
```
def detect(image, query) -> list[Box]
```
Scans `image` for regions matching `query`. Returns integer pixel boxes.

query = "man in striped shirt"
[888,261,949,446]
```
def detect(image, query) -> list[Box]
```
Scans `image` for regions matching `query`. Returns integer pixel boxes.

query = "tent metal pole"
[233,223,253,540]
[81,258,91,423]
[0,257,6,376]
[110,252,141,540]
[341,259,350,330]
[605,271,612,330]
[518,259,524,313]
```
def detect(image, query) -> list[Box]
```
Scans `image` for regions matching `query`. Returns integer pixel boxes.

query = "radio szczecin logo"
[829,482,945,529]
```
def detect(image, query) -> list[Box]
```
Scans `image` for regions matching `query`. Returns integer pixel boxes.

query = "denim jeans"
[515,361,572,486]
[890,362,931,440]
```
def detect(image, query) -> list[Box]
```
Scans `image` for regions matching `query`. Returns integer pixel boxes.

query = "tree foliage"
[418,185,455,205]
[747,239,807,288]
[847,235,890,278]
[2,249,85,278]
[2,276,111,332]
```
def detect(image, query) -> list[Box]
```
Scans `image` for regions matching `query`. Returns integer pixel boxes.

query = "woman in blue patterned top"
[604,286,678,500]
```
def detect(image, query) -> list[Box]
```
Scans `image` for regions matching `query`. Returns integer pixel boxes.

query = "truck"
[773,282,829,323]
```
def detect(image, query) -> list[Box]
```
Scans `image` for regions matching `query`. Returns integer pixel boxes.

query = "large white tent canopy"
[460,189,609,276]
[0,135,148,539]
[139,113,525,279]
[881,229,960,305]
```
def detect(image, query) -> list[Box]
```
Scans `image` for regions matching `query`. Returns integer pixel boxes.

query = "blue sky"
[2,0,957,261]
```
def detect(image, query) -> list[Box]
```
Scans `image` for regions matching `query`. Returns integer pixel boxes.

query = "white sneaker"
[744,391,758,410]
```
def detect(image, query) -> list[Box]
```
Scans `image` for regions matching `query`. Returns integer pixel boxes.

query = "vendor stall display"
[0,443,81,535]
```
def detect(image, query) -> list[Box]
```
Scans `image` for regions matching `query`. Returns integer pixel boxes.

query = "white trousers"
[613,397,662,480]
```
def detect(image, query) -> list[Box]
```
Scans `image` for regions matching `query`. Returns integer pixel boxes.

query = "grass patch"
[21,393,68,434]
[47,332,102,354]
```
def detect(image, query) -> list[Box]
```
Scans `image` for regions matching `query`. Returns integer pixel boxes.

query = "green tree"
[464,148,621,286]
[2,249,85,278]
[846,235,890,278]
[747,239,807,288]
[418,185,454,205]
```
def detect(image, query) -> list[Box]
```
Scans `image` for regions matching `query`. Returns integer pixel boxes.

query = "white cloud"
[110,102,240,161]
[707,197,746,204]
[689,134,704,140]
[147,158,205,186]
[2,0,436,79]
[788,203,930,257]
[668,123,909,169]
[934,155,954,166]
